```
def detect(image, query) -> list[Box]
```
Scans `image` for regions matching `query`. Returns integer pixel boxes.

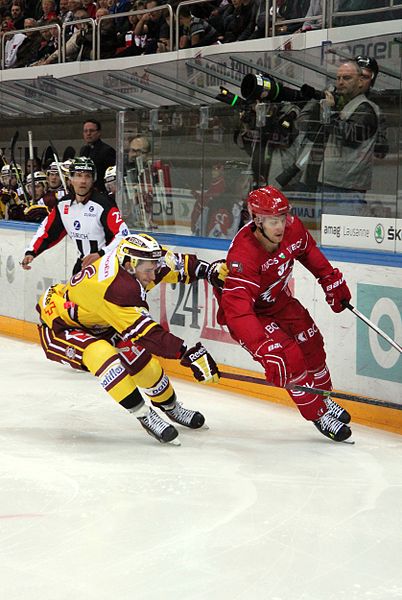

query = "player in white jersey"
[20,157,129,274]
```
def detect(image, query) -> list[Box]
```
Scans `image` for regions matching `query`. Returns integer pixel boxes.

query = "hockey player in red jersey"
[219,186,353,442]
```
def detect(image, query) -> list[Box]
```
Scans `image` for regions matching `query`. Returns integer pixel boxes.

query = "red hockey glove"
[254,339,288,388]
[206,260,229,290]
[180,342,220,384]
[318,269,351,313]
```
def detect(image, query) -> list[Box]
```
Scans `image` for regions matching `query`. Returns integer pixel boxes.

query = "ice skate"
[314,411,353,443]
[324,397,351,424]
[137,408,179,444]
[161,402,206,429]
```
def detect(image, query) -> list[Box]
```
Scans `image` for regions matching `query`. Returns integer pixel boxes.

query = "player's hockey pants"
[38,325,176,410]
[255,297,332,421]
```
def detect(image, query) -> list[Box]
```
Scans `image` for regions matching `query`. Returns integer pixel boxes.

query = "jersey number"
[70,265,96,286]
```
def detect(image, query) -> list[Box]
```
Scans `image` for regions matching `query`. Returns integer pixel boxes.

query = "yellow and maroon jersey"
[36,247,208,359]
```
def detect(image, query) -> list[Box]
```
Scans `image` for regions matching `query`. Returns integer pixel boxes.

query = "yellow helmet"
[116,234,162,269]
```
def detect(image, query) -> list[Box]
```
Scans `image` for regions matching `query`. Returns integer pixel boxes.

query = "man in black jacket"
[80,119,116,192]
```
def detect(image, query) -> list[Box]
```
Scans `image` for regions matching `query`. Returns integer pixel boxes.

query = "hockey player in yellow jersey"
[37,233,224,444]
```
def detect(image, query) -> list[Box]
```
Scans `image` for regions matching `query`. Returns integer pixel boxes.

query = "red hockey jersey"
[220,215,334,355]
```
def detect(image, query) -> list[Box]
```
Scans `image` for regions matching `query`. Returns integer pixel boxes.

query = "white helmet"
[47,161,60,175]
[26,171,47,185]
[116,234,162,270]
[1,163,23,184]
[104,165,116,183]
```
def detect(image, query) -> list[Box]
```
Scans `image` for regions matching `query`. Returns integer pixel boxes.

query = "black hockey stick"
[219,370,401,409]
[48,138,68,193]
[342,301,402,354]
[10,130,29,205]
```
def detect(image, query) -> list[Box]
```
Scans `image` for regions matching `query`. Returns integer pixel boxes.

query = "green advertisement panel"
[356,284,402,383]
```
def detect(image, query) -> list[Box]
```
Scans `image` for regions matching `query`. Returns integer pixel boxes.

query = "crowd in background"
[1,0,402,68]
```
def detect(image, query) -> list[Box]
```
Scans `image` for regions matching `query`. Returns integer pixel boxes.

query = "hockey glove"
[254,339,288,388]
[318,269,351,313]
[180,342,220,384]
[205,260,229,290]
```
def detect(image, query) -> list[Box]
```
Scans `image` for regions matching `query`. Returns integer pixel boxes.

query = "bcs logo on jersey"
[74,220,81,230]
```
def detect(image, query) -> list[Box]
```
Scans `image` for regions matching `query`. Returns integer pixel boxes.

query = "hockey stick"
[28,130,35,206]
[48,139,68,194]
[220,370,387,405]
[10,130,29,205]
[342,301,402,354]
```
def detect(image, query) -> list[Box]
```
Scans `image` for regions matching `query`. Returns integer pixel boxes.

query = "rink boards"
[0,223,401,434]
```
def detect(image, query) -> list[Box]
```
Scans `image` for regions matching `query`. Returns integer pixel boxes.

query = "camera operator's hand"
[323,90,336,109]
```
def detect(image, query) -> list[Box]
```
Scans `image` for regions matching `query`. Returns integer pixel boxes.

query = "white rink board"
[0,227,401,405]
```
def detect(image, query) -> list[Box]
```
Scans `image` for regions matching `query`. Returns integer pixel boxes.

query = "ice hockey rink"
[1,335,402,600]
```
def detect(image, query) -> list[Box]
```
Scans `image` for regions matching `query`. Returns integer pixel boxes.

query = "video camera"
[216,72,335,110]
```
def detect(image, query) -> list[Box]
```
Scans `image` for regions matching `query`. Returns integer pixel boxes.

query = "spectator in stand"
[58,0,75,24]
[95,6,118,58]
[4,20,26,68]
[222,0,257,43]
[179,6,219,48]
[110,0,131,27]
[115,5,145,56]
[0,0,9,20]
[41,7,92,63]
[15,18,42,67]
[10,2,25,30]
[134,0,171,53]
[32,18,61,64]
[82,0,97,18]
[80,119,116,192]
[37,0,58,23]
[300,0,322,31]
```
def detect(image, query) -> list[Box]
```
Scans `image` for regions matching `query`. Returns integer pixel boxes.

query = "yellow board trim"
[1,315,401,436]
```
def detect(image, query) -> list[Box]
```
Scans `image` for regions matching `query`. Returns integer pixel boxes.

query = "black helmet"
[355,55,379,87]
[69,156,96,178]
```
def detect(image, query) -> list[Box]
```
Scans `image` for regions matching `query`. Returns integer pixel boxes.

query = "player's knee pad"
[82,340,136,402]
[133,357,175,405]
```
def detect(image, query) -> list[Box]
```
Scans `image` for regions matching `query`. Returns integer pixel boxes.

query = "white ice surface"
[1,335,402,600]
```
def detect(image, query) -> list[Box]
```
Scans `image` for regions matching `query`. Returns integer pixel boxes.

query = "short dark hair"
[83,119,101,131]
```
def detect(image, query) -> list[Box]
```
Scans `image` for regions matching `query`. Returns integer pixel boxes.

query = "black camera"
[241,73,304,104]
[215,86,247,111]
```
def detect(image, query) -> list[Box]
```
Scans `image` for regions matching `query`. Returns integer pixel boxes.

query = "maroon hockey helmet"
[247,186,291,217]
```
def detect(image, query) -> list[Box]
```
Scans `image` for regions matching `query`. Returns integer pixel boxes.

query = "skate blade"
[167,437,181,446]
[342,437,355,445]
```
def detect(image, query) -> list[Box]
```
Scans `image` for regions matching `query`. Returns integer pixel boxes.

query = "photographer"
[233,96,301,190]
[313,61,378,212]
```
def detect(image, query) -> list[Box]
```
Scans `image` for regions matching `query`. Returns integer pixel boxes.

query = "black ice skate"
[161,402,205,429]
[314,411,352,443]
[325,397,351,424]
[137,408,179,444]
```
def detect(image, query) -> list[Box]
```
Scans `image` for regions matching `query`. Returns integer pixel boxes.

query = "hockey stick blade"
[220,371,382,405]
[342,301,402,354]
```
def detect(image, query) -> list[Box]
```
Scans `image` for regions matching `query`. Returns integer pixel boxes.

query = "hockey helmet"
[46,161,60,175]
[247,186,291,218]
[61,159,73,177]
[116,234,162,270]
[69,156,96,179]
[1,163,23,183]
[355,55,379,87]
[104,165,116,183]
[26,171,47,186]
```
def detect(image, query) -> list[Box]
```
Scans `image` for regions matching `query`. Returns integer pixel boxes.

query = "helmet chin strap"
[255,217,278,246]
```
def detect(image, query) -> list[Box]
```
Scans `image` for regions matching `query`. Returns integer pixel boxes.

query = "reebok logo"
[188,348,206,362]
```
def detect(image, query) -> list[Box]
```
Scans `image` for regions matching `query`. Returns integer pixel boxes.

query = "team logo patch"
[65,347,76,359]
[89,205,94,212]
[74,220,81,230]
[64,205,69,214]
[229,261,243,273]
